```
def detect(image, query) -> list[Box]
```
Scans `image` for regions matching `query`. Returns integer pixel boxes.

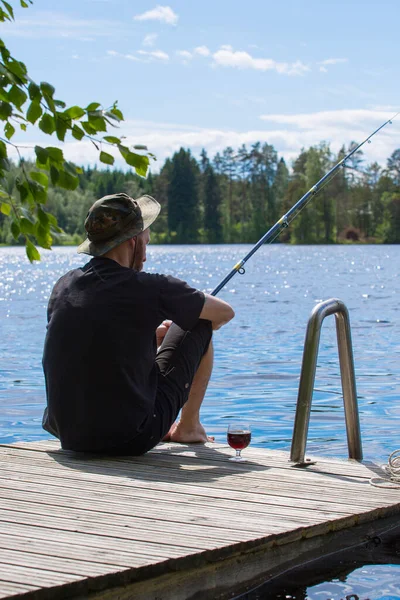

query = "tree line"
[1,142,400,246]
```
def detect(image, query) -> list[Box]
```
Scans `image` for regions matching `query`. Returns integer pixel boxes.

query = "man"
[42,192,234,455]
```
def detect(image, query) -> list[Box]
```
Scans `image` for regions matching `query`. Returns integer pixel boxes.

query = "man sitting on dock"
[42,193,235,455]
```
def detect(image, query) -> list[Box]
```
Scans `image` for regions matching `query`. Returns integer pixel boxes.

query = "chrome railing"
[290,298,363,464]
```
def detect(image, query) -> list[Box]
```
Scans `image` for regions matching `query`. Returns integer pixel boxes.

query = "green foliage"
[167,148,200,243]
[0,0,154,261]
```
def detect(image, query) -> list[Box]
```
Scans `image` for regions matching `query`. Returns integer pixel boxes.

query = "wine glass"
[227,423,251,461]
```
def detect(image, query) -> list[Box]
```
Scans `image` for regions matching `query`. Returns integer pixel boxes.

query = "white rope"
[370,449,400,488]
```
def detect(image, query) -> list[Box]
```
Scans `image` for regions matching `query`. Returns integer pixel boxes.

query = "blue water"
[1,244,399,462]
[1,244,400,599]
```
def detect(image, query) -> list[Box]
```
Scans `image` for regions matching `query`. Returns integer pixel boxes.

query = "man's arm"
[199,294,235,330]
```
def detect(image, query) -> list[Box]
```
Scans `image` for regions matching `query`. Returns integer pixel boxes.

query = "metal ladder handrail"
[290,298,363,464]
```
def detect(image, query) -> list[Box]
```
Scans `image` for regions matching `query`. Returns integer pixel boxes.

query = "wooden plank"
[0,496,265,544]
[0,471,385,519]
[0,548,123,578]
[0,458,390,509]
[0,474,377,524]
[0,447,392,503]
[0,442,375,482]
[0,562,83,587]
[0,582,38,598]
[0,441,398,600]
[0,480,364,526]
[4,440,385,478]
[0,510,206,556]
[0,533,148,569]
[0,522,167,564]
[0,453,397,515]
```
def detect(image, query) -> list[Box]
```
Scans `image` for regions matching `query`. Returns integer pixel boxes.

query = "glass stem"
[236,450,241,459]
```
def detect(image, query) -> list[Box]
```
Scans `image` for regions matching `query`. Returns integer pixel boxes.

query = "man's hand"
[156,320,173,348]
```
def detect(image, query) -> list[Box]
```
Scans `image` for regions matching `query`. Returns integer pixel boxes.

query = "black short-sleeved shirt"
[42,257,205,452]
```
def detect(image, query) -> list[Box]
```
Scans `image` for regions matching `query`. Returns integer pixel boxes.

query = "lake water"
[1,243,399,599]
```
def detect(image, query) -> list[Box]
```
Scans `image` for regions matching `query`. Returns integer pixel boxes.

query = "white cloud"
[138,49,169,61]
[134,5,178,26]
[107,50,140,61]
[194,45,210,57]
[143,33,158,47]
[2,11,122,39]
[108,49,169,62]
[318,58,348,66]
[176,50,193,64]
[8,111,399,174]
[212,46,310,76]
[259,109,396,130]
[319,66,328,73]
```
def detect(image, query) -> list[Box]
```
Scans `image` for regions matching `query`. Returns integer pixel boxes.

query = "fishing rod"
[211,112,399,297]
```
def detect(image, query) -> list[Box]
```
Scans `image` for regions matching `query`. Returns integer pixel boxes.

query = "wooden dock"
[0,440,399,600]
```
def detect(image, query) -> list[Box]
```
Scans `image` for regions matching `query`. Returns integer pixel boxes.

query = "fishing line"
[211,112,399,297]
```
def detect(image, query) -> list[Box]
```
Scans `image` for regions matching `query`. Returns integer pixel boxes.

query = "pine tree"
[167,148,200,243]
[203,164,223,243]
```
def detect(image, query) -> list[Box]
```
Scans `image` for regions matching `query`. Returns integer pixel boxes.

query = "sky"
[2,0,400,172]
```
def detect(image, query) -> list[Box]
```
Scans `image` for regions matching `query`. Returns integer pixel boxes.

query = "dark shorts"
[117,319,212,455]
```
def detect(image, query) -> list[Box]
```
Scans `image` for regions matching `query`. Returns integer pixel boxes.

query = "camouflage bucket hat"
[77,192,161,257]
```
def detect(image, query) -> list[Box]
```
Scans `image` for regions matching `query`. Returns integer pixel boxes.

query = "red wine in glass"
[227,424,251,461]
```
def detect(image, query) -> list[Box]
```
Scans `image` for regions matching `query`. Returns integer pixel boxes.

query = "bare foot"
[162,422,177,441]
[168,421,214,444]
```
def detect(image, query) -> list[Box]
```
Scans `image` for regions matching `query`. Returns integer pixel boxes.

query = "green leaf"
[11,220,20,240]
[54,99,66,109]
[28,82,41,101]
[20,1,31,8]
[0,88,9,102]
[8,85,27,109]
[26,100,42,124]
[50,165,59,185]
[99,151,115,165]
[16,178,30,204]
[4,121,15,139]
[64,105,85,120]
[35,222,52,249]
[26,238,41,262]
[37,206,49,226]
[64,161,78,176]
[20,216,34,234]
[0,201,11,215]
[103,135,121,144]
[6,59,27,81]
[71,125,85,140]
[0,101,12,120]
[86,102,101,111]
[40,81,55,98]
[20,123,27,131]
[38,113,56,135]
[29,180,47,204]
[46,147,64,163]
[0,140,7,159]
[55,115,67,141]
[30,171,48,188]
[0,189,9,198]
[81,120,97,135]
[47,211,61,229]
[1,1,14,20]
[108,107,124,121]
[88,116,107,132]
[34,146,49,167]
[118,146,149,177]
[57,169,79,190]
